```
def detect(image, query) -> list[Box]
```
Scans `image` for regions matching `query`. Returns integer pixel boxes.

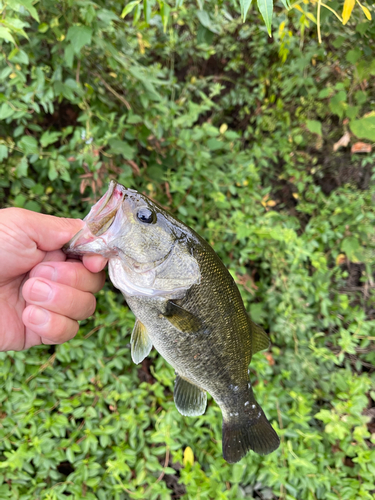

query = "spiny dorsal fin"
[131,319,153,364]
[163,301,201,333]
[250,319,270,354]
[174,374,207,417]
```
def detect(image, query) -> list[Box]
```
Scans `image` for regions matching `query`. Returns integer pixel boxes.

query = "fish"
[63,181,280,463]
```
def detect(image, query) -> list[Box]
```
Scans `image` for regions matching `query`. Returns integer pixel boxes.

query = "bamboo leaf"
[121,0,141,18]
[160,2,171,32]
[133,2,142,23]
[356,0,372,20]
[342,0,355,25]
[306,12,317,23]
[240,0,252,21]
[257,0,273,36]
[144,0,151,23]
[280,0,291,8]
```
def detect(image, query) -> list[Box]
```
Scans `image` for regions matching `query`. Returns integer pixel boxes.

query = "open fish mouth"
[116,245,174,274]
[63,180,125,257]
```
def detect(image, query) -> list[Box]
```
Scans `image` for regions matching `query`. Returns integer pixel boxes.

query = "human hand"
[0,208,108,351]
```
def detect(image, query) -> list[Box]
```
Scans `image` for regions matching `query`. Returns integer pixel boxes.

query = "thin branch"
[317,0,322,43]
[25,352,56,383]
[84,320,120,339]
[93,72,131,110]
[317,1,343,22]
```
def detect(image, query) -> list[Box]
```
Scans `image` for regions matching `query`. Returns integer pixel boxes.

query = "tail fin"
[222,402,280,463]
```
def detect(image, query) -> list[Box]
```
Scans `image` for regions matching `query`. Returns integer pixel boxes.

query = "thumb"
[11,208,85,252]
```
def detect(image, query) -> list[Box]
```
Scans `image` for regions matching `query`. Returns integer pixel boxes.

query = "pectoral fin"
[174,374,207,417]
[131,319,153,364]
[249,317,270,353]
[163,301,201,333]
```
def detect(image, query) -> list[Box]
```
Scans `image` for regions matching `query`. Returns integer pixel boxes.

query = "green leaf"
[240,0,253,21]
[133,2,142,23]
[15,157,28,177]
[144,0,151,24]
[66,25,92,53]
[257,0,273,36]
[0,67,13,80]
[108,139,135,160]
[346,48,361,64]
[206,138,224,151]
[329,90,347,118]
[160,2,171,32]
[341,237,363,262]
[66,447,75,463]
[24,200,41,212]
[13,194,26,207]
[40,131,61,148]
[7,0,40,21]
[0,27,16,44]
[0,145,8,162]
[18,136,39,155]
[121,0,141,18]
[19,0,40,21]
[64,44,75,68]
[127,114,143,123]
[38,23,49,33]
[350,115,375,141]
[196,10,210,28]
[196,10,220,34]
[48,160,58,181]
[280,0,290,8]
[8,48,29,64]
[306,119,322,136]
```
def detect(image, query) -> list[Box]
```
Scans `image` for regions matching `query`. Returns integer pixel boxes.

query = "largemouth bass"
[64,181,279,463]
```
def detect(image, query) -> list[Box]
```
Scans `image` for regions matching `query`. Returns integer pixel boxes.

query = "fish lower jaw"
[108,258,192,299]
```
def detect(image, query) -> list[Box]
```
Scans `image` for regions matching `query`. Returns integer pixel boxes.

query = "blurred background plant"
[0,0,375,499]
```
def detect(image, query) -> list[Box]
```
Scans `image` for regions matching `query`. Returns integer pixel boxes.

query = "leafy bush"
[0,1,374,499]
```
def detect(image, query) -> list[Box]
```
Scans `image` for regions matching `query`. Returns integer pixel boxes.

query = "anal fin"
[174,374,207,417]
[131,319,153,364]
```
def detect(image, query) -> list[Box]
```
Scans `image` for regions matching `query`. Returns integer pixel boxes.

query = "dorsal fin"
[131,319,153,364]
[248,318,270,353]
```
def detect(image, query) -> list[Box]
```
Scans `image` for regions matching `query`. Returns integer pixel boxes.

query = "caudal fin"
[222,404,280,463]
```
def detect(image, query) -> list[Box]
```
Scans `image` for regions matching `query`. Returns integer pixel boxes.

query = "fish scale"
[63,181,280,463]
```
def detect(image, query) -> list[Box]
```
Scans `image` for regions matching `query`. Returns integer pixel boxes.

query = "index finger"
[82,255,108,273]
[30,261,106,293]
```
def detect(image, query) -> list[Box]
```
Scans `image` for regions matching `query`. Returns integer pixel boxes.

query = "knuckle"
[44,316,79,344]
[71,263,81,289]
[66,289,78,314]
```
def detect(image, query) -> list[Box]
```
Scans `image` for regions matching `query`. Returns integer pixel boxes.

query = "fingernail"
[28,306,50,326]
[30,280,52,302]
[35,264,56,281]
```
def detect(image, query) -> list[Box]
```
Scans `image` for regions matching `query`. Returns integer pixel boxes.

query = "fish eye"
[137,207,155,224]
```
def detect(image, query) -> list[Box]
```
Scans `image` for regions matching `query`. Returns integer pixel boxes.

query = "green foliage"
[0,0,375,499]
